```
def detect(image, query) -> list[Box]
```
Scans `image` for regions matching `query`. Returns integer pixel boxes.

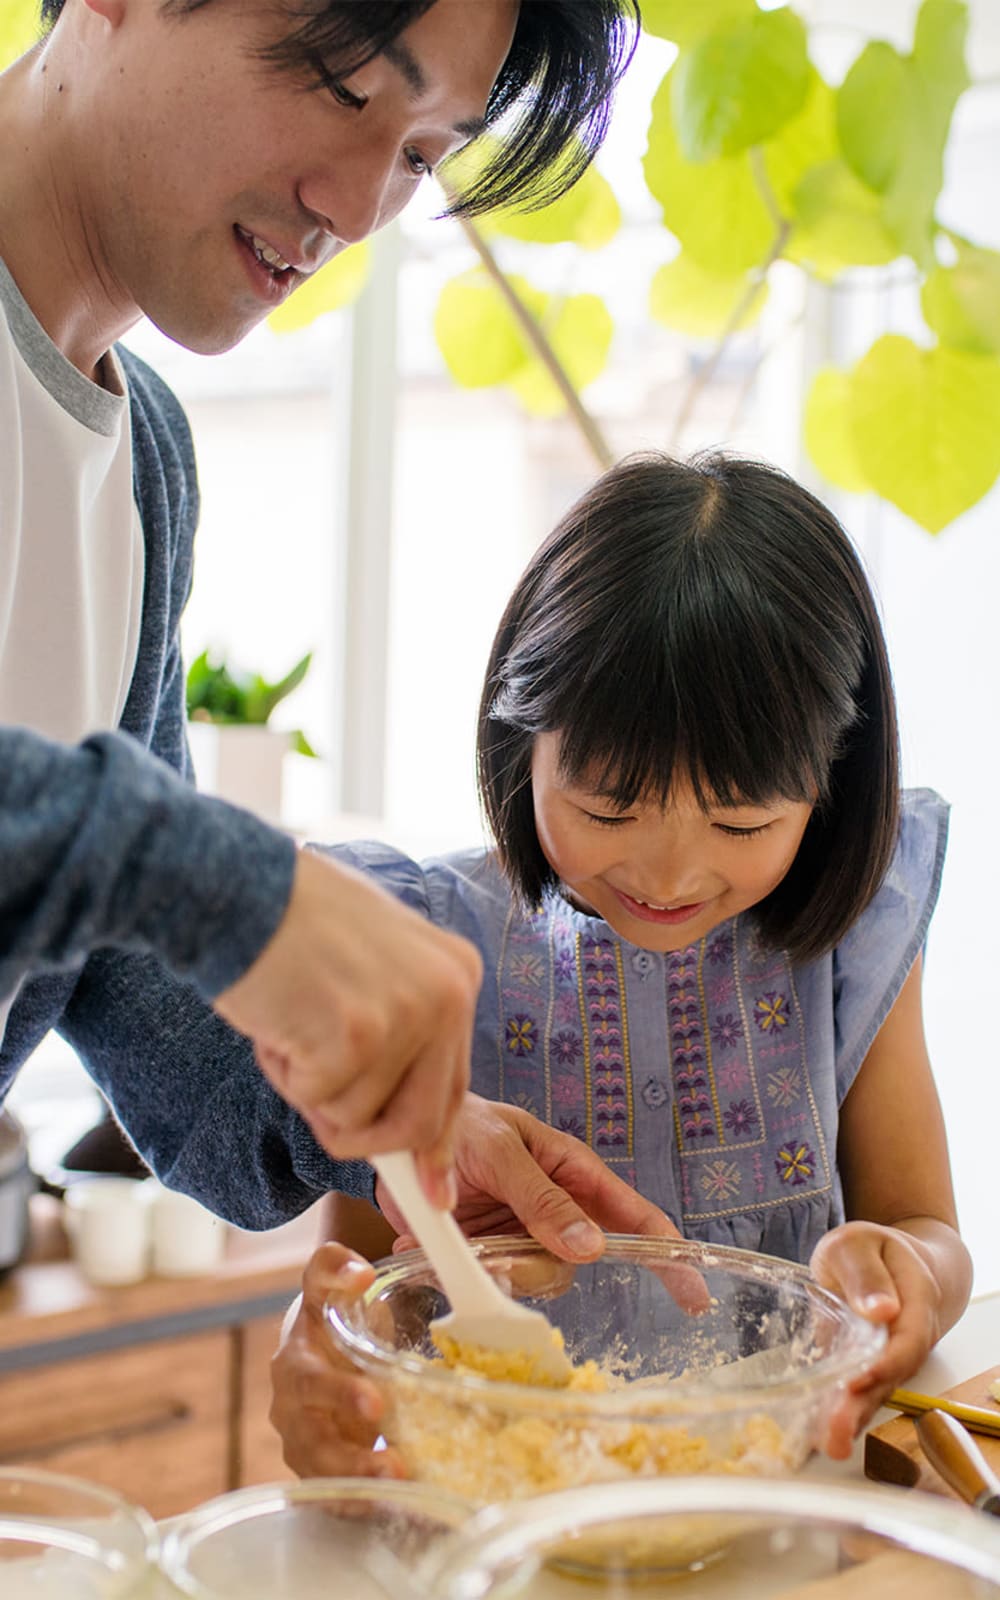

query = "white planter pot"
[187,722,290,826]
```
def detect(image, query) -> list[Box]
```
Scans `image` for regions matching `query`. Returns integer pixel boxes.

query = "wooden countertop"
[0,1194,319,1369]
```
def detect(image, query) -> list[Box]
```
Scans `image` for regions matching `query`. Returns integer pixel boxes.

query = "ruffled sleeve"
[833,787,949,1105]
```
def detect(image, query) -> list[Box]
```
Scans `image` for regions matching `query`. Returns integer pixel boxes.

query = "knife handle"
[916,1408,1000,1508]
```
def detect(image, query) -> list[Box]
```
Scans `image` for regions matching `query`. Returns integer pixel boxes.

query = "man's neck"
[0,48,139,383]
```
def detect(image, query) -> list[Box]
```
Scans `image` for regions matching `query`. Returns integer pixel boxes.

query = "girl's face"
[531,732,814,952]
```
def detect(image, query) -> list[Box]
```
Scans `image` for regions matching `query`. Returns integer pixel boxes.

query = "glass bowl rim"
[0,1464,159,1571]
[426,1474,1000,1593]
[325,1232,886,1416]
[160,1475,476,1587]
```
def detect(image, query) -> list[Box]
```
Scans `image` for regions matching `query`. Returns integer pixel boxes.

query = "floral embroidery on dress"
[509,952,545,988]
[723,1098,759,1138]
[711,1012,743,1049]
[582,938,632,1155]
[700,1159,741,1203]
[775,1142,815,1186]
[552,1031,582,1065]
[505,1014,537,1056]
[755,991,789,1032]
[767,1064,802,1106]
[706,931,734,965]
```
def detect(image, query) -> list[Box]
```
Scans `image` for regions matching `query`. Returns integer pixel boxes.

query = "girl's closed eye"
[583,809,635,829]
[715,822,773,840]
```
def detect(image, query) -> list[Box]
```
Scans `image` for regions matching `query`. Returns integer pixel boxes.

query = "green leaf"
[491,162,621,250]
[762,67,839,216]
[291,730,318,759]
[259,651,313,721]
[640,0,756,46]
[851,334,1000,533]
[506,293,613,417]
[0,0,39,70]
[882,0,970,268]
[267,244,371,334]
[921,243,1000,356]
[185,651,313,725]
[836,42,908,194]
[671,7,810,162]
[434,270,546,388]
[788,161,900,277]
[649,252,767,338]
[803,367,871,494]
[644,69,775,273]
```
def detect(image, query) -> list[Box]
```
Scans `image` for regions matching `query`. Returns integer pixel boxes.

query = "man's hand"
[214,849,481,1205]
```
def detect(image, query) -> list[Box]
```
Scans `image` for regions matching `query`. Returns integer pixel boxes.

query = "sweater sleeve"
[60,946,371,1228]
[0,725,296,1002]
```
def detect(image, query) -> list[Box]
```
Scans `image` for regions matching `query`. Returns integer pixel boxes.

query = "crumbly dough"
[987,1377,1000,1404]
[385,1333,792,1505]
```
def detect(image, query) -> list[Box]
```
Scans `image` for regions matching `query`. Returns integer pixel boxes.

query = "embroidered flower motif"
[723,1098,759,1137]
[554,948,576,983]
[706,932,733,965]
[631,949,656,979]
[558,1115,587,1141]
[509,952,545,988]
[767,1065,802,1107]
[505,1014,537,1056]
[717,1062,748,1095]
[509,1090,540,1118]
[775,1142,815,1186]
[552,1074,581,1107]
[552,1031,582,1065]
[641,1076,669,1110]
[554,993,578,1025]
[700,1160,741,1203]
[711,1012,743,1050]
[755,991,789,1032]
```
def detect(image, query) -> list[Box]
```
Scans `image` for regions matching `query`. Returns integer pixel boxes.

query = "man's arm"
[0,724,480,1190]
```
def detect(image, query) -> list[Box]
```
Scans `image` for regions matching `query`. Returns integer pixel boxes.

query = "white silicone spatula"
[372,1150,573,1385]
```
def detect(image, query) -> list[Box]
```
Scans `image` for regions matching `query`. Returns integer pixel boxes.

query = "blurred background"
[4,0,999,1288]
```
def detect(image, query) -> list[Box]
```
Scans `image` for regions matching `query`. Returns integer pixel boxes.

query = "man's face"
[94,0,519,352]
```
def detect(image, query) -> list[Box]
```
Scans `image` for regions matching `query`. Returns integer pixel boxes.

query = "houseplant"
[185,650,316,824]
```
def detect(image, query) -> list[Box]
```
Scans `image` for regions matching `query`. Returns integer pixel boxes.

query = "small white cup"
[63,1177,153,1287]
[146,1181,227,1277]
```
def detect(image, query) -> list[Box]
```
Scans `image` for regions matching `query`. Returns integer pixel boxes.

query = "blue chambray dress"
[326,788,947,1267]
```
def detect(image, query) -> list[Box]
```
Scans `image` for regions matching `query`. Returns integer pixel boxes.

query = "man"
[0,0,664,1248]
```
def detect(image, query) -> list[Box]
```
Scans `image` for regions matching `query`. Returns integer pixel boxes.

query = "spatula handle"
[372,1151,509,1318]
[916,1408,1000,1513]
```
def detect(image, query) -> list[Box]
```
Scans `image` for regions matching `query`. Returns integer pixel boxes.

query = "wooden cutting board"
[865,1364,1000,1499]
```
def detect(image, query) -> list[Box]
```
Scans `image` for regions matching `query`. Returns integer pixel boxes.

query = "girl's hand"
[269,1242,406,1481]
[810,1220,944,1459]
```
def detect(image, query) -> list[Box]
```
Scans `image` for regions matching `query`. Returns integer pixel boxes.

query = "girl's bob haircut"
[478,451,900,966]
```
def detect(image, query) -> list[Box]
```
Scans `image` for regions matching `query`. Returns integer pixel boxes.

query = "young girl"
[271,450,970,1476]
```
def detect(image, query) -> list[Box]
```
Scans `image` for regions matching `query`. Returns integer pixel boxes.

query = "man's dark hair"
[478,452,901,965]
[39,1,639,216]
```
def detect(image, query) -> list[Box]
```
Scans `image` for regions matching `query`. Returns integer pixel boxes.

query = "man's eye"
[404,147,433,177]
[325,75,366,110]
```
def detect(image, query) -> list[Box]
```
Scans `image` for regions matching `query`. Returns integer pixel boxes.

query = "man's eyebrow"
[383,39,489,141]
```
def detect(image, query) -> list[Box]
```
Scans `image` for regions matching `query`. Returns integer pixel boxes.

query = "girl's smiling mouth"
[612,888,710,926]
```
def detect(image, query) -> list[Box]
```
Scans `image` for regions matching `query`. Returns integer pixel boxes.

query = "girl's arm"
[811,951,973,1456]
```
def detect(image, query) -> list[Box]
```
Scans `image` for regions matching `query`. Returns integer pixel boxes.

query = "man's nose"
[298,141,400,247]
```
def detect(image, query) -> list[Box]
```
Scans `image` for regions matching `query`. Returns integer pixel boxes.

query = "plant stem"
[668,149,790,450]
[455,214,617,472]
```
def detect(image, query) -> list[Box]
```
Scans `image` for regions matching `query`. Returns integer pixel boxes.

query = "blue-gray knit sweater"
[0,347,365,1225]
